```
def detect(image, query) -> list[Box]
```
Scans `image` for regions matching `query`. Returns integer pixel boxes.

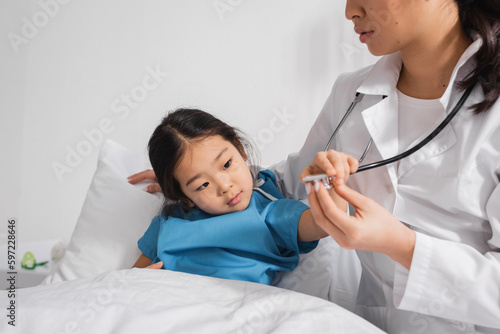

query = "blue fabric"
[138,170,318,284]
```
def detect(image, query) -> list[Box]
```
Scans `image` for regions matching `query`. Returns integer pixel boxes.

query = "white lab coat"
[272,37,500,333]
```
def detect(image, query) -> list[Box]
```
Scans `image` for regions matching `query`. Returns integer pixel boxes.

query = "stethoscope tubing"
[323,92,365,153]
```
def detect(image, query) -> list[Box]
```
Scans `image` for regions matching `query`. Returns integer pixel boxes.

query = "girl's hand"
[128,169,162,193]
[300,150,359,186]
[145,261,163,269]
[308,181,416,270]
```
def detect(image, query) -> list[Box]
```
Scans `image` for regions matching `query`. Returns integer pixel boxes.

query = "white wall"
[0,0,377,244]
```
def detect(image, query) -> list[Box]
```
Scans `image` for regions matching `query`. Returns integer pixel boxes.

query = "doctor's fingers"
[301,151,350,184]
[347,155,359,174]
[144,183,162,194]
[314,181,373,249]
[334,183,374,212]
[128,169,157,184]
[308,182,352,247]
[323,150,357,185]
[299,155,332,183]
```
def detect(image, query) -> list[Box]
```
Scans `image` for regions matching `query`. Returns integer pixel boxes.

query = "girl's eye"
[197,182,209,191]
[223,159,232,169]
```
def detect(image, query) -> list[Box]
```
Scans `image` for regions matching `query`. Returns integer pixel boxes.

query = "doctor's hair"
[148,108,258,209]
[455,0,500,114]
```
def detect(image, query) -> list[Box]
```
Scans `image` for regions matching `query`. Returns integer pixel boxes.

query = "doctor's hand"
[301,150,359,210]
[301,150,359,186]
[128,169,161,194]
[307,181,416,270]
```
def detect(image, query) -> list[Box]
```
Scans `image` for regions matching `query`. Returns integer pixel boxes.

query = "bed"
[1,140,384,333]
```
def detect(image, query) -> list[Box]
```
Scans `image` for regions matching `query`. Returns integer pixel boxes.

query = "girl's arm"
[133,253,153,268]
[297,209,328,242]
[132,253,163,269]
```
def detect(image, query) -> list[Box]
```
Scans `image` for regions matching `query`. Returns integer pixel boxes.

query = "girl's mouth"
[227,192,242,206]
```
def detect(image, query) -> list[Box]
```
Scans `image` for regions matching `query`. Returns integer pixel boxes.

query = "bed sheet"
[2,268,383,334]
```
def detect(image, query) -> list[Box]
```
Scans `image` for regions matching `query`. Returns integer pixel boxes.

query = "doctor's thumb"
[334,184,367,208]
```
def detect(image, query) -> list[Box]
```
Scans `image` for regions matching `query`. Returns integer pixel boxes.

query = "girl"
[132,108,346,285]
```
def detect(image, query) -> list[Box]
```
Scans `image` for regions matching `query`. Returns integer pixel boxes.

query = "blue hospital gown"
[138,170,318,284]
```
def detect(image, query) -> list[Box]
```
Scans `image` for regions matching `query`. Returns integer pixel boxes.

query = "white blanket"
[2,269,384,333]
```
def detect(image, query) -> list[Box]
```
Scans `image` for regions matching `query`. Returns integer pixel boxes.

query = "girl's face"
[345,0,456,56]
[174,135,254,215]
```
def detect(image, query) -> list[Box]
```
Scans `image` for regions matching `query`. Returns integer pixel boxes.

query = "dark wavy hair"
[456,0,500,114]
[148,108,257,212]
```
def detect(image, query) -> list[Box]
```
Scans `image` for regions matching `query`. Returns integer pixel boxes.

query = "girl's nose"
[216,174,231,195]
[219,183,232,195]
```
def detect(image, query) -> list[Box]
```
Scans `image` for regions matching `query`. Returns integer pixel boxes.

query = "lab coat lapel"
[361,94,400,189]
[355,53,402,188]
[356,52,401,167]
[361,94,399,161]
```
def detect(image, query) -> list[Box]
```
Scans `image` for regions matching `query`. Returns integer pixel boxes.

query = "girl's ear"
[182,198,196,208]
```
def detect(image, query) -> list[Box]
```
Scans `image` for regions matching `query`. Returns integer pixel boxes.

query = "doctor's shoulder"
[326,62,377,114]
[332,63,374,94]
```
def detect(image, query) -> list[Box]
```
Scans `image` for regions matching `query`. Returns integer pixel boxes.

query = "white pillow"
[43,140,163,284]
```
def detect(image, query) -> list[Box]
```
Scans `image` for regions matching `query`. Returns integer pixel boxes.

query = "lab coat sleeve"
[271,73,351,200]
[393,182,500,328]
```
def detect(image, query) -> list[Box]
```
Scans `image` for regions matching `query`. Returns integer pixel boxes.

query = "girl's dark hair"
[456,0,500,114]
[148,108,257,211]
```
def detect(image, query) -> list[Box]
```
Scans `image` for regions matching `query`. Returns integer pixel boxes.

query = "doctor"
[279,0,499,333]
[129,0,499,332]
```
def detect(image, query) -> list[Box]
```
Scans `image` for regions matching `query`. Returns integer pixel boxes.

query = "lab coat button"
[385,185,393,192]
[452,321,467,331]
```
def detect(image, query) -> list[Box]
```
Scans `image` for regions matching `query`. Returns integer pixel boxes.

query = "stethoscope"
[303,86,473,187]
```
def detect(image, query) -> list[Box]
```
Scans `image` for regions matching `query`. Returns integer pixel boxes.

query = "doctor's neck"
[396,13,471,100]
